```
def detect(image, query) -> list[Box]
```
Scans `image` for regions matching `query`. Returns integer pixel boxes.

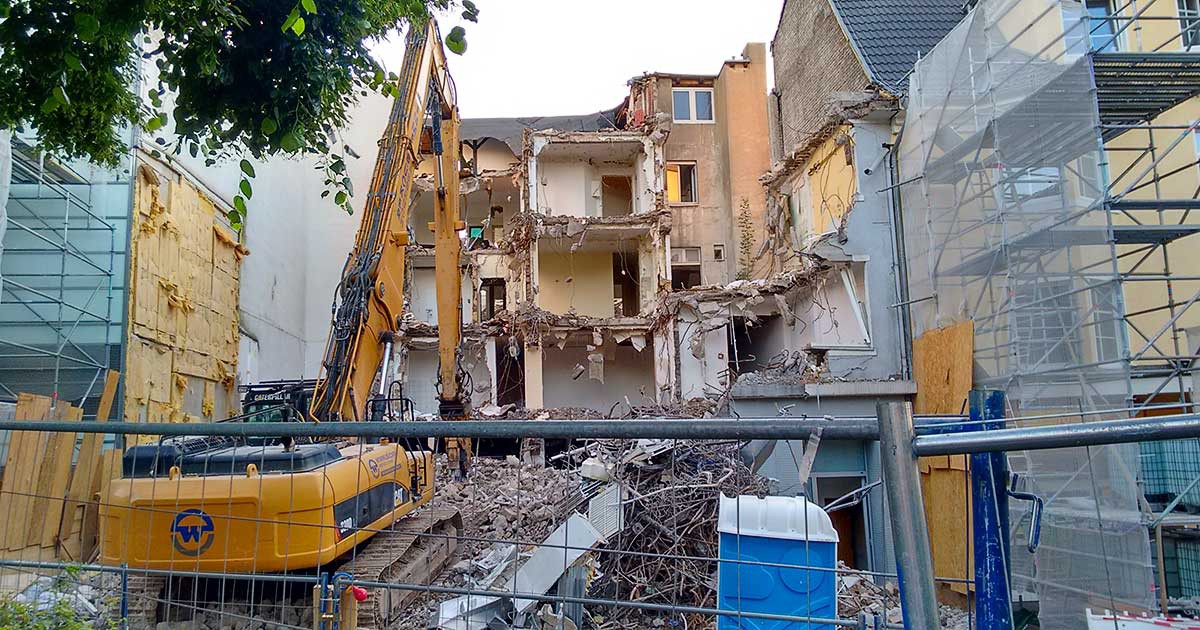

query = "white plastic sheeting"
[897,0,1153,626]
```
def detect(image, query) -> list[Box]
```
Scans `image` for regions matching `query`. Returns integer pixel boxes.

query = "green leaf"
[301,0,317,14]
[240,179,253,199]
[41,98,60,114]
[341,176,353,196]
[445,26,467,55]
[227,210,242,228]
[291,16,306,36]
[281,8,300,33]
[234,195,247,215]
[239,159,256,178]
[321,190,331,198]
[52,85,69,107]
[145,113,165,132]
[63,53,85,72]
[74,14,100,41]
[261,117,278,135]
[334,191,347,205]
[189,143,198,158]
[280,130,302,152]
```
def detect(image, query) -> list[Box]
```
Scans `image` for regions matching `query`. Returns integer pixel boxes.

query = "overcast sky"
[370,1,785,119]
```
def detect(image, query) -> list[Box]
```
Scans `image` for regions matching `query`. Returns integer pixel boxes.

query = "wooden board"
[912,321,975,596]
[83,449,124,561]
[29,403,81,549]
[59,370,120,558]
[2,394,52,551]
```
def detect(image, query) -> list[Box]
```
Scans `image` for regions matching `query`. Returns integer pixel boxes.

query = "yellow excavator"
[99,19,471,629]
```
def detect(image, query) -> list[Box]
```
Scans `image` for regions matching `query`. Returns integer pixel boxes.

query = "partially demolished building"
[396,45,779,417]
[391,25,952,575]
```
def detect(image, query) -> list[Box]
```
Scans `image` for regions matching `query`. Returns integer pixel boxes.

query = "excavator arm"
[310,19,470,472]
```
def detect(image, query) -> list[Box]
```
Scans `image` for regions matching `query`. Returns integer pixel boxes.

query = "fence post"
[877,401,940,629]
[120,562,129,630]
[968,389,1013,629]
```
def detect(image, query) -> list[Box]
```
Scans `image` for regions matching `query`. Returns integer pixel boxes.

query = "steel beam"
[877,401,941,629]
[913,413,1200,455]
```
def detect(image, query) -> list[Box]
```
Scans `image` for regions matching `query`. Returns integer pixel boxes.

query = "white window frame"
[670,246,703,266]
[672,88,715,124]
[1181,0,1200,50]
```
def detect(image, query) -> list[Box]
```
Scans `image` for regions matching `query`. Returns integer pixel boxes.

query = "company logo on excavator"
[170,509,215,556]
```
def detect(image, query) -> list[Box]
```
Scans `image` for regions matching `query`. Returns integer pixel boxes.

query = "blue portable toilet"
[717,494,839,629]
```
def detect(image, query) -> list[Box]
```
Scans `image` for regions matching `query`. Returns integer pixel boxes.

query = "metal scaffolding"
[897,0,1200,624]
[0,137,129,413]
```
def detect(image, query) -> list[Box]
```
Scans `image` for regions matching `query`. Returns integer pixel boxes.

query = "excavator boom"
[310,20,464,428]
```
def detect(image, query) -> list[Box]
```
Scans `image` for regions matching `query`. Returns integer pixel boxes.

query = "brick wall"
[772,0,871,151]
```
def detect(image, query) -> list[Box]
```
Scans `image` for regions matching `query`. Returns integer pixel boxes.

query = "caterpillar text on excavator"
[99,18,472,629]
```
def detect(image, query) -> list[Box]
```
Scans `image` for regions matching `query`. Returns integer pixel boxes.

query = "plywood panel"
[913,320,975,415]
[912,320,975,596]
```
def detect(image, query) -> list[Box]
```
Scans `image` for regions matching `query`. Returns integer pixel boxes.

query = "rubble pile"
[837,568,900,620]
[396,455,580,629]
[837,568,968,630]
[424,456,578,561]
[580,440,768,629]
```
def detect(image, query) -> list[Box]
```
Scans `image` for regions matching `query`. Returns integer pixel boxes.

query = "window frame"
[666,162,699,205]
[1181,0,1200,50]
[671,88,715,124]
[1062,0,1121,52]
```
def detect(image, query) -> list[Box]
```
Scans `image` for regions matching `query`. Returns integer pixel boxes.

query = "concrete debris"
[836,567,968,630]
[16,576,98,619]
[396,456,579,630]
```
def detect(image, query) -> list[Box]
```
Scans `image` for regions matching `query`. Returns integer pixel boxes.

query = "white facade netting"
[897,0,1154,626]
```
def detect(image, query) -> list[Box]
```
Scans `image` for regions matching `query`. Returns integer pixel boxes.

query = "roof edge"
[825,0,878,88]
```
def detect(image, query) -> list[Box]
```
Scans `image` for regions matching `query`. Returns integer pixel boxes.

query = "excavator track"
[342,507,463,630]
[100,572,166,630]
[105,509,461,630]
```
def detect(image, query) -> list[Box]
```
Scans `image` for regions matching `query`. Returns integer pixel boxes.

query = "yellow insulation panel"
[124,161,246,428]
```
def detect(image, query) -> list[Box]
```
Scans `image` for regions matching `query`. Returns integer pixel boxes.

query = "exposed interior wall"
[400,341,493,416]
[124,160,244,424]
[536,161,591,217]
[785,127,859,242]
[795,267,871,350]
[463,138,519,172]
[541,341,655,410]
[677,304,730,399]
[537,248,615,317]
[409,264,474,325]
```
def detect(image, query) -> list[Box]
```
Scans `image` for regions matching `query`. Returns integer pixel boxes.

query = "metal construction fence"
[0,407,1196,630]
